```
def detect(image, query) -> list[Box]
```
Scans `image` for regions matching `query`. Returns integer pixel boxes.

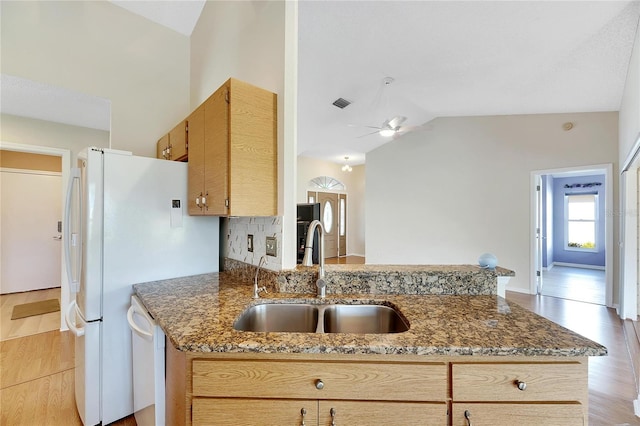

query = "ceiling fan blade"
[348,123,383,130]
[357,129,382,138]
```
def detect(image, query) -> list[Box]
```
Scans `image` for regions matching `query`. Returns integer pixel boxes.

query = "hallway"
[542,265,606,305]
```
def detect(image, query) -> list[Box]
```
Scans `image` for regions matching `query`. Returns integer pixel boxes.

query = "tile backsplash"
[224,216,282,271]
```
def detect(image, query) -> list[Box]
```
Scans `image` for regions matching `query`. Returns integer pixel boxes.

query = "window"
[565,193,597,251]
[322,200,333,233]
[339,197,346,237]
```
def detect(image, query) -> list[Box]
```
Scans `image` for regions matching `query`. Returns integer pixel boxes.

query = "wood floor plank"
[0,329,74,389]
[0,370,83,426]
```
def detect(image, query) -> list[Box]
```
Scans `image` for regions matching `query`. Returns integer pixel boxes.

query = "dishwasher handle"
[127,305,153,340]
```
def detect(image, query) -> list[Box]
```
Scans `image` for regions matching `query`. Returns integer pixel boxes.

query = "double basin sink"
[233,302,409,334]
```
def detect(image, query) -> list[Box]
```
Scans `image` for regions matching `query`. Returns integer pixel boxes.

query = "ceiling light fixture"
[379,128,396,137]
[341,156,352,172]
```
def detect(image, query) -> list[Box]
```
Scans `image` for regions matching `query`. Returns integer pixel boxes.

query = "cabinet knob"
[516,380,527,391]
[315,379,324,390]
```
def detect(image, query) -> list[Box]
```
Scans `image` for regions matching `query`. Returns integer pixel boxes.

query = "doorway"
[307,190,347,259]
[1,151,62,293]
[0,142,71,331]
[531,164,613,306]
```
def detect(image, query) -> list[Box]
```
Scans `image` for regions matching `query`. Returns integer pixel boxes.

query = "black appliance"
[297,203,320,264]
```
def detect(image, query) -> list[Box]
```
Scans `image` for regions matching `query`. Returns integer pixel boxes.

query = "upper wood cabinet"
[169,120,188,161]
[188,78,277,217]
[156,120,188,161]
[156,133,170,160]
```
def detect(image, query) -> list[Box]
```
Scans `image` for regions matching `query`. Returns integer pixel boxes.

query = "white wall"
[0,114,109,160]
[297,156,365,256]
[366,112,619,294]
[0,1,190,157]
[619,18,640,165]
[190,1,290,269]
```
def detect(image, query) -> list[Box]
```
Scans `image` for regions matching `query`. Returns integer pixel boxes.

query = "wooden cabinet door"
[227,78,277,216]
[451,403,584,426]
[169,120,188,161]
[192,398,317,426]
[203,82,229,216]
[318,401,448,426]
[187,105,205,215]
[156,134,169,159]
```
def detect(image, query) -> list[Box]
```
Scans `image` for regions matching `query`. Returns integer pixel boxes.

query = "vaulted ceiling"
[3,1,639,166]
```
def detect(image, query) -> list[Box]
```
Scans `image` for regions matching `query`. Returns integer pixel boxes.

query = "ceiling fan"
[354,115,432,139]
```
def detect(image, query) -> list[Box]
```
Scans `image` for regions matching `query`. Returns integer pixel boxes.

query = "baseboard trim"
[506,286,533,295]
[552,262,605,271]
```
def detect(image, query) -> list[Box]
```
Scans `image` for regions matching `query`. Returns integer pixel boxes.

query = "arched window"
[308,176,346,191]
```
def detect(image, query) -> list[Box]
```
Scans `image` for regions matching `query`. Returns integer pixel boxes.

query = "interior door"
[318,192,338,258]
[1,169,62,293]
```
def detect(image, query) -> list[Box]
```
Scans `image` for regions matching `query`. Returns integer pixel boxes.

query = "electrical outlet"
[266,236,277,257]
[247,234,253,252]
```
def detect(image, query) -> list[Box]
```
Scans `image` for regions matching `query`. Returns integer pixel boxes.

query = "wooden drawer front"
[452,403,585,426]
[192,398,317,426]
[318,400,448,425]
[452,362,585,402]
[192,360,447,401]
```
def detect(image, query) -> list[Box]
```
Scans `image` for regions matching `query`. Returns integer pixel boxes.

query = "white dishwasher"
[127,295,165,426]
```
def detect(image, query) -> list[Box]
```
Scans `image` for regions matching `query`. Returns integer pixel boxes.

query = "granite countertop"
[133,271,606,357]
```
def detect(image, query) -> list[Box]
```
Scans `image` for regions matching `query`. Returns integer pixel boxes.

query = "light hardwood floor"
[0,287,61,341]
[325,255,366,264]
[542,265,606,305]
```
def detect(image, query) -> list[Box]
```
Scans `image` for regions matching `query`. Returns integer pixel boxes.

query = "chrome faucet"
[253,255,268,298]
[302,220,326,298]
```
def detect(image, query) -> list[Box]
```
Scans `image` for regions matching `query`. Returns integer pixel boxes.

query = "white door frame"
[0,141,71,331]
[619,132,640,320]
[530,163,613,307]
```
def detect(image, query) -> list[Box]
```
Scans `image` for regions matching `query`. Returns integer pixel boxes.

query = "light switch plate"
[247,234,254,252]
[266,236,277,257]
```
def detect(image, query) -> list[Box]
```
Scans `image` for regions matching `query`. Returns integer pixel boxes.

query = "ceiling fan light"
[379,128,395,137]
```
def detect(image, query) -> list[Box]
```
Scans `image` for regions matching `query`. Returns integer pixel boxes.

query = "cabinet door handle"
[300,407,306,426]
[464,409,472,426]
[330,407,336,426]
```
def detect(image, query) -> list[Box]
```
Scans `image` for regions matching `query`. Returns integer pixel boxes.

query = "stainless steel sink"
[233,303,319,332]
[322,304,409,334]
[233,302,409,334]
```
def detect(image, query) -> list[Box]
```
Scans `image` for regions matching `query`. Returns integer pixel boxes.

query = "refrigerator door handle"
[64,300,85,337]
[127,305,153,340]
[64,167,82,293]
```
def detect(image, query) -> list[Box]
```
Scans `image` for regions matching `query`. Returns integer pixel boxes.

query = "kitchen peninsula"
[134,263,606,425]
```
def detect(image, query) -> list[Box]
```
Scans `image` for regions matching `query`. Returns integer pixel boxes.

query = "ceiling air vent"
[332,98,351,109]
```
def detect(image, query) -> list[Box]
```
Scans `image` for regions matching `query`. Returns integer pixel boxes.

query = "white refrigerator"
[64,147,219,425]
